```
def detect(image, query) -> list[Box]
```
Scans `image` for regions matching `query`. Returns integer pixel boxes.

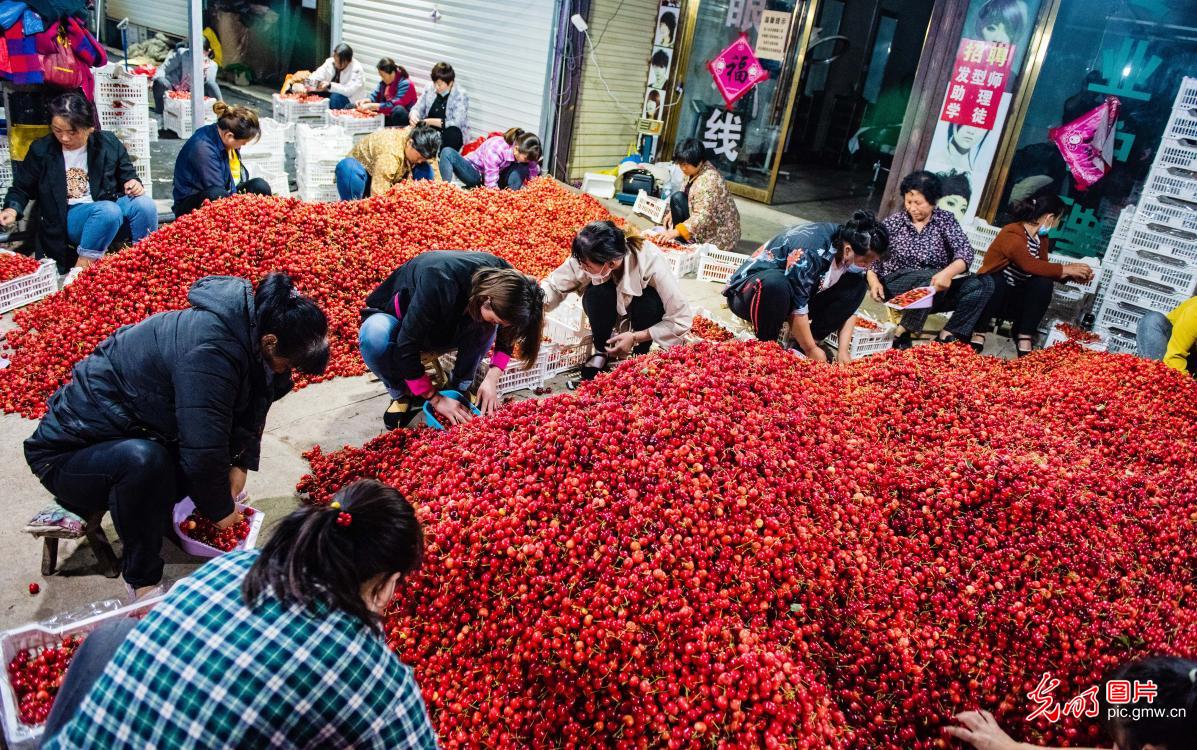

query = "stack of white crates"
[240,118,292,197]
[272,94,329,127]
[1092,77,1197,353]
[162,95,217,139]
[324,109,384,142]
[295,124,352,202]
[0,134,12,198]
[94,65,152,199]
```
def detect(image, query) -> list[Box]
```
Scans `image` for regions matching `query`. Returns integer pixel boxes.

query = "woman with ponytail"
[40,479,437,749]
[25,273,329,602]
[361,251,545,429]
[173,102,273,217]
[543,220,694,382]
[973,193,1094,356]
[438,127,542,190]
[724,210,890,363]
[950,655,1197,750]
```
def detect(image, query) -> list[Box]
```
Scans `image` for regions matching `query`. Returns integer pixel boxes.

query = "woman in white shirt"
[543,221,694,382]
[292,43,367,110]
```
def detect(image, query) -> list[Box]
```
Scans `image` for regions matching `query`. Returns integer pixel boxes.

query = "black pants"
[173,178,272,218]
[881,268,995,338]
[728,268,868,343]
[384,105,409,128]
[583,281,664,355]
[42,618,138,743]
[35,439,183,587]
[435,125,464,152]
[669,191,690,227]
[975,272,1054,337]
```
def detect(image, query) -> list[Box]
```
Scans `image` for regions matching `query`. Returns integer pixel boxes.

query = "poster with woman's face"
[966,0,1041,88]
[656,7,678,48]
[925,92,1013,223]
[643,88,664,119]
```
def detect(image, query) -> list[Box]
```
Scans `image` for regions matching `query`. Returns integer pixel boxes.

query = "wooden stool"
[24,505,121,578]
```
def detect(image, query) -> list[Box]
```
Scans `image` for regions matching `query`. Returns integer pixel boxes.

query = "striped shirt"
[43,550,437,749]
[1001,229,1038,286]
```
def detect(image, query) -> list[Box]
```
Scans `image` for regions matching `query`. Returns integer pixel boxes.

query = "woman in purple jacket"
[438,129,541,191]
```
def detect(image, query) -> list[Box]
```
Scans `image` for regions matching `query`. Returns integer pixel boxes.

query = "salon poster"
[938,38,1014,130]
[925,92,1012,224]
[639,0,679,156]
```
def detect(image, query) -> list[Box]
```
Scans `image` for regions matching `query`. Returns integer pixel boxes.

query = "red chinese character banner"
[939,38,1015,130]
[707,35,769,108]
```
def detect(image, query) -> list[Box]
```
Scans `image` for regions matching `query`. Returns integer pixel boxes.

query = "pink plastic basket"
[171,498,264,558]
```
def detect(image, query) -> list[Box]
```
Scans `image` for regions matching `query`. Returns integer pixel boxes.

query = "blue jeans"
[1136,311,1171,361]
[358,313,496,399]
[66,196,159,259]
[336,158,433,200]
[335,157,369,200]
[439,147,483,188]
[329,92,351,109]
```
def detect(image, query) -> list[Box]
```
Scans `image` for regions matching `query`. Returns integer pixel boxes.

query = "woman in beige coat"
[543,221,694,381]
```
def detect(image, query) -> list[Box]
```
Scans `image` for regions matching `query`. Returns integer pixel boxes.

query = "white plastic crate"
[697,248,749,284]
[1,594,165,747]
[0,136,12,192]
[1095,297,1151,337]
[1111,247,1197,293]
[1104,276,1192,315]
[163,96,216,138]
[1154,138,1197,173]
[255,166,291,197]
[1093,323,1138,354]
[1046,252,1102,295]
[241,118,292,155]
[97,101,150,135]
[273,94,329,125]
[326,109,384,138]
[0,257,57,314]
[966,219,1002,273]
[1126,222,1197,265]
[296,182,340,203]
[660,244,706,279]
[545,312,589,345]
[94,65,150,109]
[1174,77,1197,111]
[1144,166,1197,203]
[1043,322,1107,352]
[1135,194,1197,235]
[544,339,593,376]
[1163,105,1197,142]
[1101,204,1136,267]
[826,313,894,359]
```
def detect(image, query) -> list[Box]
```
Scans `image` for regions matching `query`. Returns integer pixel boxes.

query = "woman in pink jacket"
[438,128,541,190]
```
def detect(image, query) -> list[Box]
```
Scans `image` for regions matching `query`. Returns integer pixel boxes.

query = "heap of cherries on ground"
[3,183,1195,747]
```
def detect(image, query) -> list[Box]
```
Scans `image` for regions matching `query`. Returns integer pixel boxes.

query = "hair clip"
[1190,667,1196,684]
[329,501,341,509]
[335,511,353,528]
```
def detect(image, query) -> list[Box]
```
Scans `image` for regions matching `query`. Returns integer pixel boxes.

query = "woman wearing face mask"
[972,193,1094,355]
[24,273,329,602]
[0,92,157,272]
[724,211,890,363]
[40,479,437,750]
[172,103,272,218]
[360,251,545,429]
[543,220,694,382]
[866,170,994,349]
[355,57,417,127]
[408,62,469,152]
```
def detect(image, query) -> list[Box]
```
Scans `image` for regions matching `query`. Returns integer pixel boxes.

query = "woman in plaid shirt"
[41,480,437,749]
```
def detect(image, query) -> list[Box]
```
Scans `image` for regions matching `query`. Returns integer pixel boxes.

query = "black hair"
[834,210,890,261]
[672,137,708,167]
[938,171,973,202]
[659,11,677,34]
[504,130,542,163]
[48,92,94,132]
[468,267,545,367]
[1008,192,1065,222]
[899,170,943,205]
[1098,656,1197,750]
[377,57,408,80]
[431,62,455,85]
[975,0,1028,41]
[408,124,443,160]
[242,480,424,630]
[203,38,213,56]
[333,43,353,63]
[571,219,645,266]
[254,272,329,376]
[651,50,670,68]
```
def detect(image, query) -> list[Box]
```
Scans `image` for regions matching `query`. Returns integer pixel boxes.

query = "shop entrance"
[773,0,933,222]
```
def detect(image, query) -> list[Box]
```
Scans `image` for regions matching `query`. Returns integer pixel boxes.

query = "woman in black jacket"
[0,92,158,272]
[360,251,545,429]
[24,273,329,601]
